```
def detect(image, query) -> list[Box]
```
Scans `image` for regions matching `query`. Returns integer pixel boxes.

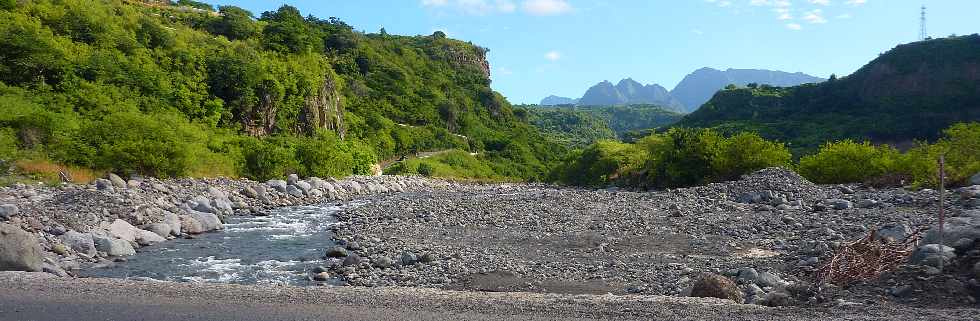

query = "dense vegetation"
[520,104,684,148]
[0,0,563,182]
[675,35,980,154]
[550,122,980,189]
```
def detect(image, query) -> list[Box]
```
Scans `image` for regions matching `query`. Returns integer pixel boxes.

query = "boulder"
[135,229,166,246]
[372,256,394,269]
[188,211,222,232]
[95,179,114,192]
[151,183,170,193]
[973,261,980,279]
[0,204,19,220]
[294,181,313,195]
[920,210,980,246]
[342,254,361,266]
[107,173,127,189]
[877,224,911,243]
[756,271,788,288]
[324,246,348,258]
[109,219,138,243]
[126,180,141,189]
[143,223,171,238]
[970,173,980,186]
[690,274,743,303]
[0,223,43,272]
[266,180,288,193]
[93,235,135,256]
[287,174,300,186]
[420,252,437,263]
[60,231,96,256]
[286,185,304,198]
[825,199,853,210]
[163,212,181,236]
[910,244,955,268]
[179,215,205,234]
[243,186,259,199]
[758,291,794,307]
[855,199,879,208]
[400,251,418,266]
[190,196,216,214]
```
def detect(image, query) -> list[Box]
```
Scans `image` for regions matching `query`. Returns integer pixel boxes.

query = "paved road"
[0,272,975,321]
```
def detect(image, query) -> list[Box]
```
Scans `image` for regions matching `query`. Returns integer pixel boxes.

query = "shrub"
[551,141,646,187]
[798,140,900,184]
[712,132,792,181]
[416,162,434,177]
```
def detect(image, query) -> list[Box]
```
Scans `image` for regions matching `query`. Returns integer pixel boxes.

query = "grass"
[12,159,101,185]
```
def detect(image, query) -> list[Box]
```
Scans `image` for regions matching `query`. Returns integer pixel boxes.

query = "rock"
[312,272,330,281]
[838,186,855,194]
[311,266,328,274]
[744,284,765,303]
[921,211,980,246]
[825,199,853,210]
[95,179,114,192]
[855,199,879,208]
[910,244,955,268]
[135,229,166,246]
[287,174,300,185]
[179,215,205,234]
[737,192,762,204]
[973,261,980,279]
[188,211,222,232]
[758,291,794,307]
[0,204,19,219]
[736,267,759,284]
[144,223,171,238]
[163,212,181,236]
[190,196,216,214]
[756,272,787,288]
[400,251,418,266]
[286,185,304,198]
[243,186,259,199]
[294,181,313,195]
[93,235,135,256]
[107,173,127,188]
[970,172,980,186]
[420,252,437,263]
[51,243,68,256]
[42,262,69,277]
[372,256,393,269]
[60,231,96,256]
[877,224,911,243]
[109,219,138,242]
[267,180,288,193]
[346,242,362,251]
[889,284,913,297]
[342,254,361,266]
[0,223,44,272]
[689,274,743,303]
[952,238,974,251]
[126,180,141,189]
[151,183,170,193]
[325,246,348,258]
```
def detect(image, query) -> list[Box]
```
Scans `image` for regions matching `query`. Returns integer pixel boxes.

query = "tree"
[208,6,259,41]
[260,5,321,53]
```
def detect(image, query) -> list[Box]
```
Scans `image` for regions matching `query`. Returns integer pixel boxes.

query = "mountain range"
[540,68,824,113]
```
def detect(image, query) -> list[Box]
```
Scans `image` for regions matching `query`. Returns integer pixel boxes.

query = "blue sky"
[212,0,980,104]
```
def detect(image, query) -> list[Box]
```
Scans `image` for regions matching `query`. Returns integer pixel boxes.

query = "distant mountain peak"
[670,68,824,112]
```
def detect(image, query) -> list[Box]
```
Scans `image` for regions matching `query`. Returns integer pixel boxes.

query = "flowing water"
[80,201,366,285]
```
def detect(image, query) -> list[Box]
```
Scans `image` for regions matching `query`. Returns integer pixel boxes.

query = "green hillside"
[0,0,562,181]
[675,35,980,154]
[520,104,684,148]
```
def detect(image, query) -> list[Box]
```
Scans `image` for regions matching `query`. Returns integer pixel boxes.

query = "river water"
[80,201,365,285]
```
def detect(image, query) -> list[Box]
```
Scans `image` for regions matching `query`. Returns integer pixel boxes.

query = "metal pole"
[938,155,945,272]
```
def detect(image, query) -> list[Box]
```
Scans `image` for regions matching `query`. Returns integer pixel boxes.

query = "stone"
[910,244,955,268]
[420,252,437,263]
[346,242,362,251]
[825,199,853,210]
[294,181,312,195]
[144,223,171,238]
[0,204,19,219]
[243,186,259,199]
[372,256,394,269]
[855,199,879,208]
[311,266,328,274]
[190,196,216,214]
[0,223,43,272]
[838,186,855,194]
[889,284,913,297]
[60,231,96,256]
[921,212,980,246]
[736,267,759,284]
[126,180,141,189]
[93,235,135,256]
[758,291,794,307]
[970,172,980,186]
[109,219,138,242]
[163,212,181,236]
[286,185,304,198]
[689,274,743,303]
[52,243,68,256]
[179,215,205,234]
[400,251,418,266]
[287,174,300,185]
[325,246,348,258]
[95,179,114,192]
[973,261,980,279]
[952,238,974,251]
[877,224,911,243]
[188,211,222,231]
[107,173,127,188]
[342,254,361,266]
[267,180,288,193]
[756,271,787,288]
[135,229,166,246]
[312,272,330,281]
[152,183,170,193]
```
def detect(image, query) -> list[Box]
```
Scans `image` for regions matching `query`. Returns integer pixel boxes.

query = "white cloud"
[808,0,830,5]
[496,67,514,75]
[802,9,827,24]
[692,29,704,35]
[786,23,802,30]
[845,0,867,5]
[521,0,572,16]
[544,50,561,61]
[836,13,852,19]
[421,0,518,15]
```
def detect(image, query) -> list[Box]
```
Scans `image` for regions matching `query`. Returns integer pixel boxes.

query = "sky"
[212,0,980,104]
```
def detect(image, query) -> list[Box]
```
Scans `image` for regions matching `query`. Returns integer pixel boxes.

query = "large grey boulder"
[970,173,980,186]
[690,274,743,303]
[910,244,955,268]
[294,181,312,195]
[825,199,853,210]
[107,173,127,189]
[60,231,96,256]
[180,215,205,234]
[286,185,304,198]
[93,235,135,256]
[143,223,171,238]
[109,219,138,243]
[267,180,288,193]
[190,196,216,214]
[135,229,166,246]
[877,223,911,243]
[188,211,222,232]
[287,174,300,185]
[324,246,348,258]
[921,210,980,246]
[0,204,19,220]
[0,223,43,271]
[94,179,114,192]
[163,212,181,236]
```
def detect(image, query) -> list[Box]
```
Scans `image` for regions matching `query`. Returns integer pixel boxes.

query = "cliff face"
[670,68,824,113]
[301,76,346,139]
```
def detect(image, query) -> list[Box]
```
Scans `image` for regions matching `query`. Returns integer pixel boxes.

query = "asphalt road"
[0,272,976,321]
